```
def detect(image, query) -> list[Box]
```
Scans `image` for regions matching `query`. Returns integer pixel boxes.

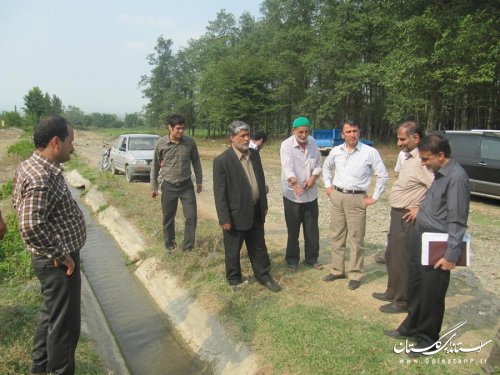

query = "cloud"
[118,14,174,28]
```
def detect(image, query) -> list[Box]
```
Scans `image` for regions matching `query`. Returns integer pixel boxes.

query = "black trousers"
[398,232,450,346]
[283,197,320,266]
[161,180,197,250]
[223,205,271,285]
[31,252,81,375]
[385,207,417,305]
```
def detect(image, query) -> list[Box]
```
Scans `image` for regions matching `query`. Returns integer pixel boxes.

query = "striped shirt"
[150,135,202,191]
[12,152,86,260]
[322,142,389,200]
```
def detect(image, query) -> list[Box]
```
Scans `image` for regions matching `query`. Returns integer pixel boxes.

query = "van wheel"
[125,165,133,182]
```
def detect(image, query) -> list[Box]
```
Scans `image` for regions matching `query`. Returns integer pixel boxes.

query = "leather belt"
[333,185,366,194]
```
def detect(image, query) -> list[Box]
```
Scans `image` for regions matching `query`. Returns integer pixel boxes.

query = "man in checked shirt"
[13,116,86,375]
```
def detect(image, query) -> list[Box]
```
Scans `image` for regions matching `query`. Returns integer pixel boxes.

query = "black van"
[444,130,500,200]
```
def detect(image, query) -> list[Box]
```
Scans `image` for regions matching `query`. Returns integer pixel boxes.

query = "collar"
[292,135,308,149]
[340,141,361,153]
[167,135,185,144]
[408,147,419,159]
[33,151,63,175]
[232,146,249,160]
[435,158,454,178]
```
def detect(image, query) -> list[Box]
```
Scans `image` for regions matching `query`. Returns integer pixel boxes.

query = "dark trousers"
[398,232,450,346]
[223,205,271,285]
[283,197,320,266]
[385,207,417,305]
[31,253,81,375]
[161,180,197,250]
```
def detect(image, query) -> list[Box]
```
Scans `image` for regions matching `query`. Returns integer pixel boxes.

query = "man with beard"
[280,116,323,273]
[213,121,281,292]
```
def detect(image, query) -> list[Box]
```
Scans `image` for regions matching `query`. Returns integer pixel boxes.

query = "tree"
[124,112,145,128]
[23,87,46,125]
[1,111,23,128]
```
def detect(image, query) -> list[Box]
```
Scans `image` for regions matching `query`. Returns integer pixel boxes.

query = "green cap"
[292,116,311,128]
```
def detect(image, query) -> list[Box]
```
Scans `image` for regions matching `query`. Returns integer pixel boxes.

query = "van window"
[481,138,500,160]
[448,134,479,159]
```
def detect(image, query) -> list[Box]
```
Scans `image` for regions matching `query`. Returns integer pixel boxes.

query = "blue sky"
[0,0,262,116]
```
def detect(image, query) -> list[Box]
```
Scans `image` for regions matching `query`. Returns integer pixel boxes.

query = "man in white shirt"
[322,119,389,290]
[280,117,323,272]
[249,131,267,151]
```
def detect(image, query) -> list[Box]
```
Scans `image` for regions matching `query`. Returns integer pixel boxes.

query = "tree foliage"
[140,0,499,138]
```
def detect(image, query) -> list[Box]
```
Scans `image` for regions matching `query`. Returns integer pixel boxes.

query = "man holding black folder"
[372,122,433,313]
[384,133,470,356]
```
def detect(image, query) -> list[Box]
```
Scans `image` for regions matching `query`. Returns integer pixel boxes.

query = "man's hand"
[304,175,317,190]
[434,258,456,271]
[54,255,76,276]
[363,196,377,206]
[221,223,231,231]
[326,187,334,197]
[0,214,6,241]
[151,191,158,198]
[196,184,203,193]
[402,207,419,223]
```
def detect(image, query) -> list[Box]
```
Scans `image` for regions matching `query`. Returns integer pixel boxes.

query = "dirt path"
[73,129,499,352]
[0,127,24,183]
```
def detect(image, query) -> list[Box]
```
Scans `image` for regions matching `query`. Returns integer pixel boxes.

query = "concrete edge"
[66,170,260,375]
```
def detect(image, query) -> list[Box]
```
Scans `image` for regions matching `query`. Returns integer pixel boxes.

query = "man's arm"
[436,174,470,270]
[213,157,231,230]
[150,143,161,197]
[191,141,203,193]
[17,183,69,261]
[370,148,389,201]
[322,150,335,196]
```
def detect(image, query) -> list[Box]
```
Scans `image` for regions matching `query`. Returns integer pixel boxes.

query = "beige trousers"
[329,190,367,281]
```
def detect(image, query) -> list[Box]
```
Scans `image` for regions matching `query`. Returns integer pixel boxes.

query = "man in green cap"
[280,116,323,272]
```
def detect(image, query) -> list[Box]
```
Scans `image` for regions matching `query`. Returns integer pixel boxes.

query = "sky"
[0,0,262,117]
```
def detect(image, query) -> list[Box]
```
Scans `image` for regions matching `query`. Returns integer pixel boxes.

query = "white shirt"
[249,140,259,150]
[322,142,389,200]
[280,135,322,203]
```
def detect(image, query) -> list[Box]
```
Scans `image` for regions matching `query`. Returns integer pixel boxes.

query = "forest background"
[1,0,498,139]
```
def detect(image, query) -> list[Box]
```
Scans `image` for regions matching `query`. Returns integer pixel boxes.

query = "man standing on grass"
[213,121,281,292]
[384,133,470,357]
[280,116,323,273]
[322,119,389,290]
[372,121,433,313]
[151,113,203,252]
[13,116,86,375]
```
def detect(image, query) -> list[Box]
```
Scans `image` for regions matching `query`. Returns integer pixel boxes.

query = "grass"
[65,129,492,374]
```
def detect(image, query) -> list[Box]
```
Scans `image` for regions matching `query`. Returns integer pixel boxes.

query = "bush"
[0,214,33,281]
[0,180,13,200]
[7,140,34,161]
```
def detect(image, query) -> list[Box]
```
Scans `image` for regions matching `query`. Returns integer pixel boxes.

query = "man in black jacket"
[213,121,281,292]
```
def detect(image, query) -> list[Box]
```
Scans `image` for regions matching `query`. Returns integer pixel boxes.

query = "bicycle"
[99,143,111,171]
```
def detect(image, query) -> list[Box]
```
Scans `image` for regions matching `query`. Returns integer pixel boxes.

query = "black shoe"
[348,280,361,290]
[322,273,345,282]
[372,292,392,302]
[379,303,407,314]
[375,255,386,264]
[165,241,177,250]
[262,278,282,292]
[383,329,408,339]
